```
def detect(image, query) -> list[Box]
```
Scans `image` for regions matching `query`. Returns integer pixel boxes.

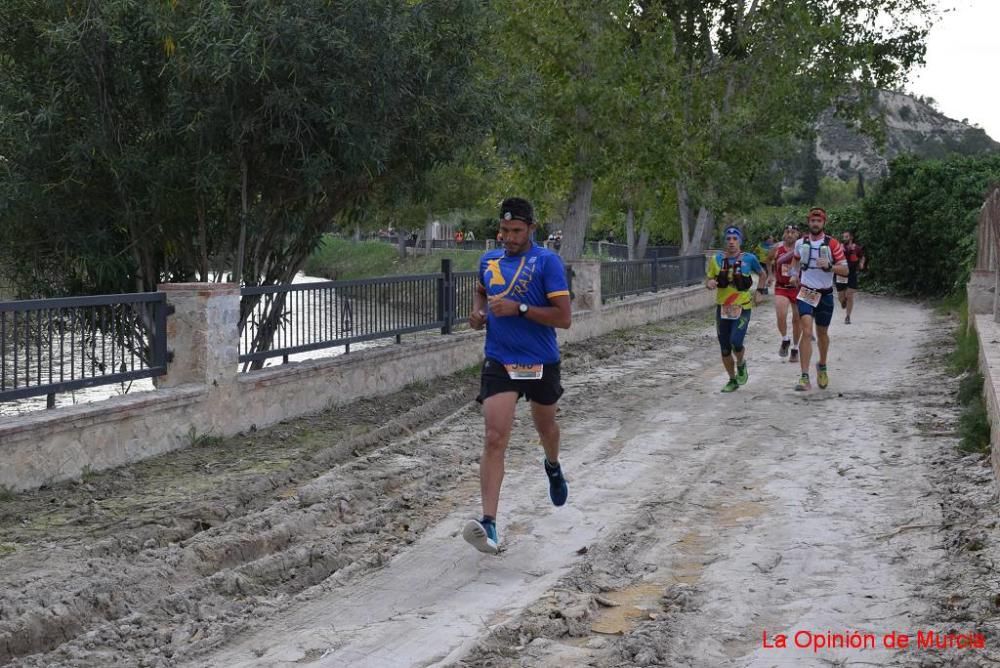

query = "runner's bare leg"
[480,392,518,518]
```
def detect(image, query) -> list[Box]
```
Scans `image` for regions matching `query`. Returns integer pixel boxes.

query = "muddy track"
[1,377,478,665]
[6,298,993,668]
[2,311,714,667]
[455,304,997,668]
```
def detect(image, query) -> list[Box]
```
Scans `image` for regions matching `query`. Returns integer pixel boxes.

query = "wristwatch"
[518,303,529,317]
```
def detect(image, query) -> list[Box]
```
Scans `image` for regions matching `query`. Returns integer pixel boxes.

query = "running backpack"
[799,235,832,272]
[716,253,753,291]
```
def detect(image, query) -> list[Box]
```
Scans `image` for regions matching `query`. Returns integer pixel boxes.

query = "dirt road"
[3,296,999,667]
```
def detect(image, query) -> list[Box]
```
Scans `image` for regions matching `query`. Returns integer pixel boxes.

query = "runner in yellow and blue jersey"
[706,226,768,393]
[462,197,572,555]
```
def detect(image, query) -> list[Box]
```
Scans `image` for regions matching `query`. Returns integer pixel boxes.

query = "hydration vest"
[800,235,833,272]
[716,252,753,291]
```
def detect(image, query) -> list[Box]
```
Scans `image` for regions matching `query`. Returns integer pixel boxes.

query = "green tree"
[643,0,934,253]
[860,154,1000,296]
[491,0,680,260]
[800,141,822,204]
[0,0,492,362]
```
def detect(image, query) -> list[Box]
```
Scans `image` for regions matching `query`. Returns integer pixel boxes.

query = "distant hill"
[814,90,999,181]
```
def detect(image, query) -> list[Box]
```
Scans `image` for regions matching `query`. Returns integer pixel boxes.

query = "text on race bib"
[797,287,822,307]
[505,363,544,380]
[720,303,743,320]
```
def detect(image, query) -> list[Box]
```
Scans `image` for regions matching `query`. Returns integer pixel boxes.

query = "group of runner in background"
[706,207,866,393]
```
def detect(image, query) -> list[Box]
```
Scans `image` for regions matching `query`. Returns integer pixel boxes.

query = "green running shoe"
[795,374,811,392]
[736,363,749,386]
[721,377,739,393]
[817,364,829,389]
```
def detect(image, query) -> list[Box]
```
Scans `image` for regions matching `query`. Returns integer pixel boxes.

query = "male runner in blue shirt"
[463,197,572,554]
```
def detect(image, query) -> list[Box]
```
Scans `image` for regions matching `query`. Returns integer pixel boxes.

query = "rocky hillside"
[814,89,999,180]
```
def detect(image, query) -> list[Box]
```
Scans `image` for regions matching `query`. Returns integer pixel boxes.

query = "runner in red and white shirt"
[789,208,849,391]
[768,224,803,363]
[837,230,866,324]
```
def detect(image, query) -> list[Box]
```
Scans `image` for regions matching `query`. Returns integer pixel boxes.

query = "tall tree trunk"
[677,182,693,252]
[691,206,716,252]
[636,212,651,260]
[559,176,593,262]
[625,206,637,260]
[397,226,407,259]
[197,201,209,281]
[233,157,249,285]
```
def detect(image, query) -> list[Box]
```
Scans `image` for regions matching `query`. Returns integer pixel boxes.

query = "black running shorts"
[836,268,860,291]
[476,358,564,406]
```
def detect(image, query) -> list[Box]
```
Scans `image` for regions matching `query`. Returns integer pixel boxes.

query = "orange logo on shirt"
[485,259,506,287]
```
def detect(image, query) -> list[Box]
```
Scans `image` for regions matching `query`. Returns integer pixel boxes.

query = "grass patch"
[944,296,992,453]
[957,372,984,405]
[943,296,980,375]
[303,237,480,280]
[0,486,13,502]
[185,427,223,449]
[959,399,991,454]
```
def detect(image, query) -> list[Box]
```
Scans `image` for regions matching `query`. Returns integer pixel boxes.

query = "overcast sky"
[907,0,1000,140]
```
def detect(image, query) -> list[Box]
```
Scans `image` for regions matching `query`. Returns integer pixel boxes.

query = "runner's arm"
[705,255,719,290]
[523,295,571,329]
[470,284,487,329]
[830,240,849,276]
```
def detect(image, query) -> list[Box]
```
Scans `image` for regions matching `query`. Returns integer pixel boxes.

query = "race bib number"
[780,264,792,278]
[836,274,849,284]
[505,363,544,380]
[797,287,822,307]
[720,303,743,320]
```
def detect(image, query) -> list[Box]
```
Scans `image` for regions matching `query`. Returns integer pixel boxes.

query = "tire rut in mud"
[2,379,477,666]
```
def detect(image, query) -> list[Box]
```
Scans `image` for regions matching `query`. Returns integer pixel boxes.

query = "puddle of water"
[590,582,665,635]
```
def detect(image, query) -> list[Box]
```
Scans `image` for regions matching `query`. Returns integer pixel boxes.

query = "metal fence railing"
[240,273,447,367]
[0,293,169,407]
[239,260,576,366]
[601,255,705,302]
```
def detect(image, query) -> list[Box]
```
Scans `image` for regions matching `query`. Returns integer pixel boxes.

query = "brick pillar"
[568,259,602,312]
[155,283,240,389]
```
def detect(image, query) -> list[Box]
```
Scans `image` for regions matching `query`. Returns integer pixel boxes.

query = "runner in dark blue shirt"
[463,197,572,555]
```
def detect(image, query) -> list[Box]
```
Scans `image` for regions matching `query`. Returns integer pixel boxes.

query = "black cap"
[500,197,534,225]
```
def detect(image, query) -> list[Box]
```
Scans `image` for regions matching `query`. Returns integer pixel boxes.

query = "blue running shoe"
[463,518,499,554]
[545,459,569,507]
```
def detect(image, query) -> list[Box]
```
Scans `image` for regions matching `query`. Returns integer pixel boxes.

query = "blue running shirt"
[478,244,570,365]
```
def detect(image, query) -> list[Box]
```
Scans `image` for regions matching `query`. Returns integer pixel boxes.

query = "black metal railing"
[240,272,447,367]
[239,259,576,366]
[452,270,480,325]
[0,293,169,406]
[601,255,705,301]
